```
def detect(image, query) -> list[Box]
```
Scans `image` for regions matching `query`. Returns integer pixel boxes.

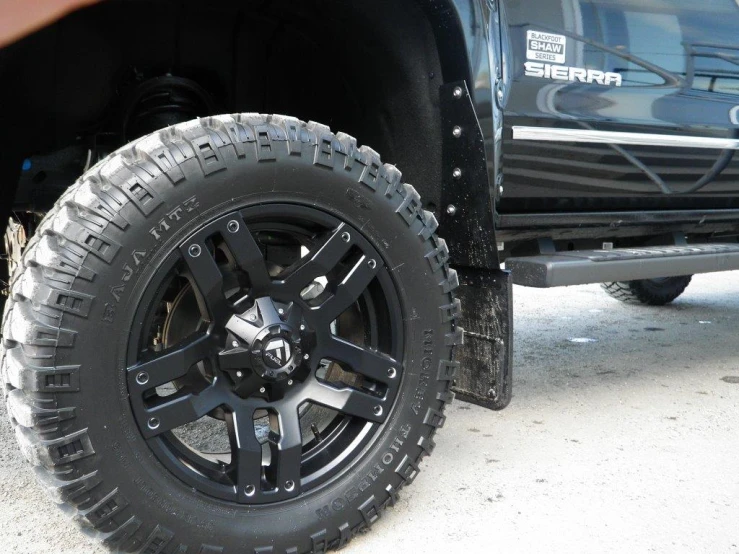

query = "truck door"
[499,0,739,218]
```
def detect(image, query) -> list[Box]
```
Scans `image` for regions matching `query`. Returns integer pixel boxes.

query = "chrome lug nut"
[188,244,201,257]
[227,220,240,233]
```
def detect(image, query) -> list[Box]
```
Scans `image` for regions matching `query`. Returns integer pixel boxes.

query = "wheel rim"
[126,204,404,504]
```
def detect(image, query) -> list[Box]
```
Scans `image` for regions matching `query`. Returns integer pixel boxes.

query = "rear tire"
[601,276,692,306]
[1,115,461,552]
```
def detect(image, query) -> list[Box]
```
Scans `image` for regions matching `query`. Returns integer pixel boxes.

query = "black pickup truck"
[2,0,739,551]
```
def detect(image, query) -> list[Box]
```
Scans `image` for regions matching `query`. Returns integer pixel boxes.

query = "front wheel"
[2,115,461,552]
[601,275,692,306]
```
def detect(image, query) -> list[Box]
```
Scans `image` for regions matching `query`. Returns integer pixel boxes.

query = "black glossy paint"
[497,0,739,216]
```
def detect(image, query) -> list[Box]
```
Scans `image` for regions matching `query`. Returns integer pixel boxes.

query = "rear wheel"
[2,115,461,552]
[601,276,692,306]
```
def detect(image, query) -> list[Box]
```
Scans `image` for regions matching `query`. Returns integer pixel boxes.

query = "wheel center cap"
[250,326,302,382]
[263,337,292,369]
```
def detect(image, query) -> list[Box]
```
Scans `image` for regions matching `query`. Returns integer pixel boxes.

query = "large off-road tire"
[1,115,461,552]
[601,276,692,306]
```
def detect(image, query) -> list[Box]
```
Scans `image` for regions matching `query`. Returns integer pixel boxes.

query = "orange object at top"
[0,0,98,48]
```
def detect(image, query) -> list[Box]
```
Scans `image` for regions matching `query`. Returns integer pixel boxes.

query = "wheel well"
[0,0,469,217]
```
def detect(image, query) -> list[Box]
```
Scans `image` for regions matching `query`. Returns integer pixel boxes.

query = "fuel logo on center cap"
[263,338,292,369]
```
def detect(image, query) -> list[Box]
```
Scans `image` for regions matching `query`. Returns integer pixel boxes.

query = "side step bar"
[507,244,739,288]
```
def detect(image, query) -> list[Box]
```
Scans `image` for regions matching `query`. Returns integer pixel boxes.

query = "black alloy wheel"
[127,205,404,504]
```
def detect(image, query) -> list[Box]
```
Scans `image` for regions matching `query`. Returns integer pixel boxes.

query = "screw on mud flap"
[136,372,149,386]
[227,220,240,233]
[446,205,457,216]
[453,168,462,179]
[453,126,463,138]
[188,244,201,257]
[453,86,463,99]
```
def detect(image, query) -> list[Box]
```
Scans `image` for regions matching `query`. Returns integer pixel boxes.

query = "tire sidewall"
[52,140,449,549]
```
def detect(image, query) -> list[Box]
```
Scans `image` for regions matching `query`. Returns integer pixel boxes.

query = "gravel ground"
[1,273,738,553]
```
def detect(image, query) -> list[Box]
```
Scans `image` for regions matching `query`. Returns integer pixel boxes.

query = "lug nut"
[453,86,463,99]
[244,485,256,497]
[303,354,309,360]
[387,368,397,379]
[288,379,293,386]
[446,205,457,216]
[452,168,462,179]
[148,417,160,430]
[341,231,351,243]
[373,406,383,416]
[278,308,284,315]
[232,340,239,348]
[188,244,201,258]
[300,325,306,331]
[227,220,240,233]
[136,371,149,385]
[248,314,257,322]
[285,480,295,492]
[259,387,266,394]
[453,126,463,138]
[236,371,243,378]
[368,259,377,269]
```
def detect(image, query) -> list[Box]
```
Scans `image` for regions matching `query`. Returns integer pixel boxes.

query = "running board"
[506,244,739,288]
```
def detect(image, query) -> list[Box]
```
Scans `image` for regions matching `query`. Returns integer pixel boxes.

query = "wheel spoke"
[306,380,388,423]
[270,404,303,498]
[128,332,213,391]
[316,255,382,324]
[221,216,272,296]
[322,337,398,386]
[279,224,353,295]
[141,384,224,438]
[180,240,230,324]
[226,408,264,502]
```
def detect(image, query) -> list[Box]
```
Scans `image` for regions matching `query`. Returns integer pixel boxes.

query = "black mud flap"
[438,80,513,411]
[453,268,513,410]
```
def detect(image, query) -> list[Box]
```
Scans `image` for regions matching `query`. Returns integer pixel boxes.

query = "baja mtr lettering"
[524,61,623,87]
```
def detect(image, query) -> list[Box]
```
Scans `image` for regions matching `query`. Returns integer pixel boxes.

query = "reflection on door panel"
[500,0,739,212]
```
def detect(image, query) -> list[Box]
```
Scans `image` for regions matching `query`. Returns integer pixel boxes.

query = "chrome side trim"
[512,126,739,150]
